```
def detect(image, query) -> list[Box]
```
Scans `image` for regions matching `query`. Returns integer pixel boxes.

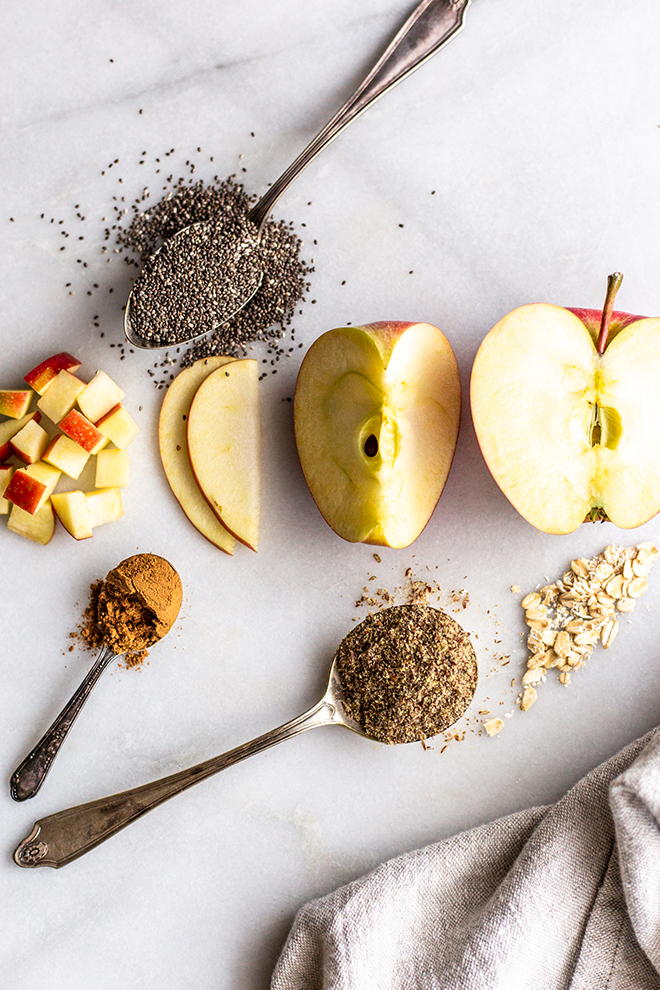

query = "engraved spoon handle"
[249,0,471,231]
[10,643,118,802]
[14,698,340,868]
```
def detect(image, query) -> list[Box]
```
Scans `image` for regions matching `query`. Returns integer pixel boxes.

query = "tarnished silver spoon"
[14,604,477,868]
[124,0,472,350]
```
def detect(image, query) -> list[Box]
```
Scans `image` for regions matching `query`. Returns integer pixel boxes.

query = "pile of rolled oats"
[519,542,658,711]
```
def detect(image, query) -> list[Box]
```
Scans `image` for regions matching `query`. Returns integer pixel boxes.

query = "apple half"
[294,321,462,548]
[158,356,236,555]
[187,359,260,552]
[470,280,660,534]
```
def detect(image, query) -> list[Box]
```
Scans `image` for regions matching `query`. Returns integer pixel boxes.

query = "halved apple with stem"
[470,273,660,534]
[294,321,461,548]
[187,359,260,552]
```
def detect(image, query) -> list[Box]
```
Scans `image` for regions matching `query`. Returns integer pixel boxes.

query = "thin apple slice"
[187,359,260,551]
[7,500,56,545]
[158,356,236,555]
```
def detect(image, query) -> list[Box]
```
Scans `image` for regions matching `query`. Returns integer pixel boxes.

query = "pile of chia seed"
[117,175,313,367]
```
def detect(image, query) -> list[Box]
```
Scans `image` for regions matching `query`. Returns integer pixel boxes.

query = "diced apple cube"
[24,352,81,396]
[85,487,124,528]
[7,500,56,545]
[37,370,86,423]
[51,490,93,540]
[0,411,41,462]
[4,462,60,515]
[95,404,138,449]
[59,408,106,454]
[95,448,129,488]
[77,370,125,423]
[0,465,14,515]
[0,389,33,419]
[9,418,49,464]
[43,433,90,479]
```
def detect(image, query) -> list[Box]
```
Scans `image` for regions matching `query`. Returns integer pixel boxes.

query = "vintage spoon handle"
[14,698,339,868]
[10,644,117,802]
[249,0,471,230]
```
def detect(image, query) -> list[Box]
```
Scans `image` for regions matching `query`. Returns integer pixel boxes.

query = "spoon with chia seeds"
[124,0,472,350]
[14,604,477,868]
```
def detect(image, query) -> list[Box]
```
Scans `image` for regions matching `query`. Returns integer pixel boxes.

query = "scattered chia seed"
[335,604,478,745]
[117,175,312,366]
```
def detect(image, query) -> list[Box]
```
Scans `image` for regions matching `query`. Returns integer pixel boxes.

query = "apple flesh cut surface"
[24,352,80,395]
[0,390,33,419]
[7,500,56,545]
[159,356,236,555]
[470,298,660,535]
[187,359,260,551]
[0,411,41,462]
[294,322,461,548]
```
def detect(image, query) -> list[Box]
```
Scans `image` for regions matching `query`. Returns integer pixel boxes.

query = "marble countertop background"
[2,1,660,987]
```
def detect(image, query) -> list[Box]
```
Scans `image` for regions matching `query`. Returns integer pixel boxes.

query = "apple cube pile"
[0,352,137,545]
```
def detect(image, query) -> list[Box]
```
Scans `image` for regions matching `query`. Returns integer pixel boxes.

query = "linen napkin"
[271,729,660,989]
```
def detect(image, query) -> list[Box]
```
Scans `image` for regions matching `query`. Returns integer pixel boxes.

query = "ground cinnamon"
[81,553,182,665]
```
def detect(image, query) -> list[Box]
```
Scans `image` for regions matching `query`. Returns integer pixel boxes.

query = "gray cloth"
[271,729,660,989]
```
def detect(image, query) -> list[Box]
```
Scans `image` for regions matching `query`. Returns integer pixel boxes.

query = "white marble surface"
[2,0,660,986]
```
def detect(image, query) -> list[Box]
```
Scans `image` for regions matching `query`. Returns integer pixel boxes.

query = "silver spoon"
[14,609,477,868]
[10,553,183,802]
[124,0,472,350]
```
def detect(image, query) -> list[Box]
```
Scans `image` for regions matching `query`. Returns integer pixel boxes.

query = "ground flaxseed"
[335,604,478,745]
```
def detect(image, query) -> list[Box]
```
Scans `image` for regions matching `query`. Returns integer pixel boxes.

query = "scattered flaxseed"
[517,542,657,709]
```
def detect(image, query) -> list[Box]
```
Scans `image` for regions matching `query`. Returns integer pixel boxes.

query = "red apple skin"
[59,409,104,453]
[4,470,46,515]
[566,308,646,346]
[24,352,81,395]
[0,390,32,418]
[0,411,41,462]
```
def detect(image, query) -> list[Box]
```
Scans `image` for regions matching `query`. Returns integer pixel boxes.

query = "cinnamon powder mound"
[81,554,182,666]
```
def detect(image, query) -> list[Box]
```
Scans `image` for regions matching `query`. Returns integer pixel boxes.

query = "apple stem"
[596,272,623,354]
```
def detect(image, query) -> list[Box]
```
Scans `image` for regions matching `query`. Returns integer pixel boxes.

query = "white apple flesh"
[471,287,660,534]
[158,356,236,555]
[294,321,461,548]
[187,359,260,552]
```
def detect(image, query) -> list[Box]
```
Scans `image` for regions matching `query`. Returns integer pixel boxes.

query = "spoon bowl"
[124,0,472,349]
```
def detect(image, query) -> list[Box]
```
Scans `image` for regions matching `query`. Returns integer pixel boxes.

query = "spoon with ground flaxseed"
[10,554,182,803]
[14,604,477,868]
[124,0,472,350]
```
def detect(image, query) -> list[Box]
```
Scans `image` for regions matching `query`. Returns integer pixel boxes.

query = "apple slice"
[5,462,61,515]
[0,465,14,515]
[77,370,125,423]
[36,369,86,423]
[471,276,660,534]
[7,500,56,545]
[294,322,462,547]
[187,359,260,551]
[43,433,90,479]
[158,356,236,555]
[0,389,33,419]
[9,418,49,464]
[24,352,81,395]
[0,411,41,462]
[51,490,93,540]
[59,409,107,454]
[95,448,130,488]
[85,487,124,528]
